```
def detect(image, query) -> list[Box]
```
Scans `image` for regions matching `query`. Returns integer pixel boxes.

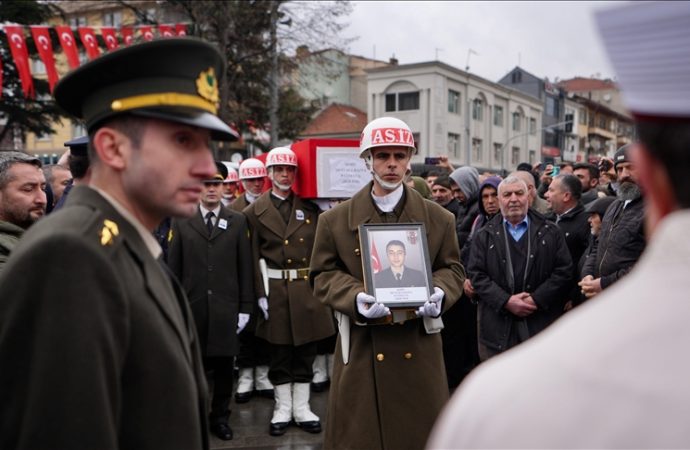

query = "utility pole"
[269,1,280,148]
[500,119,573,172]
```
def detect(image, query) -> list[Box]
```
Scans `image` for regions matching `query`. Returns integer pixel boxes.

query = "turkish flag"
[158,24,175,38]
[120,26,134,46]
[101,27,119,50]
[139,26,154,41]
[4,26,34,98]
[78,27,100,60]
[371,241,382,274]
[175,24,187,36]
[55,26,80,69]
[29,26,59,93]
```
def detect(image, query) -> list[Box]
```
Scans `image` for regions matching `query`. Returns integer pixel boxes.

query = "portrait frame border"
[358,222,433,309]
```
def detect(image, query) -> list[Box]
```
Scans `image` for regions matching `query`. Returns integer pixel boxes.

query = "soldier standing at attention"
[309,117,465,450]
[243,147,335,436]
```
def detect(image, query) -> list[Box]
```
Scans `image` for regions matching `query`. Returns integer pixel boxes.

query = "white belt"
[266,267,310,281]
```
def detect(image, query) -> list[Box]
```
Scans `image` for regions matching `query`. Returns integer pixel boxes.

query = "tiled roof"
[558,77,617,92]
[301,103,367,136]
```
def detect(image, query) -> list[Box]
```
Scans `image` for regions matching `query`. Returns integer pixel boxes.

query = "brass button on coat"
[354,248,361,256]
[404,352,412,360]
[284,239,289,245]
[376,353,384,362]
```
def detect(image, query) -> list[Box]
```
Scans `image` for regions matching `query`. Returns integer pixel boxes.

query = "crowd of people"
[1,2,689,449]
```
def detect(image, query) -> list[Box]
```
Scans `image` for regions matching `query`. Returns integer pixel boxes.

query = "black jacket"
[548,203,591,302]
[467,210,573,352]
[581,195,645,289]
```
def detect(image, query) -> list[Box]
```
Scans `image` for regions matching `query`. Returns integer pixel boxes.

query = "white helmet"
[265,147,297,168]
[238,158,267,180]
[223,167,239,183]
[359,116,416,158]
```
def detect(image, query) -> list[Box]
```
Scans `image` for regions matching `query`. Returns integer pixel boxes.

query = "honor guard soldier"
[231,157,275,403]
[221,166,239,206]
[309,116,465,450]
[167,161,255,441]
[244,147,335,436]
[0,38,238,450]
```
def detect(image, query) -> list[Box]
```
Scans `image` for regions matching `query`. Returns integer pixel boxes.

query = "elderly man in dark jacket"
[468,175,572,360]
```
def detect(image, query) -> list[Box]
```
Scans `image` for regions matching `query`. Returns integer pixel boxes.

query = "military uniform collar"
[348,181,432,231]
[92,186,162,259]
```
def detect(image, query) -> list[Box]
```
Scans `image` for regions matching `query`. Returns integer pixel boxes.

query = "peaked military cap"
[205,161,229,182]
[53,38,238,141]
[64,135,89,156]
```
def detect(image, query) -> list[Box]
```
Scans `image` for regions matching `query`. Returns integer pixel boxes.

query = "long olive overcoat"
[244,191,335,345]
[310,182,465,450]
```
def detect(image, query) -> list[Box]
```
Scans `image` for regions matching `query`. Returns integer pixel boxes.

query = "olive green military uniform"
[244,191,335,384]
[0,187,209,450]
[310,182,465,450]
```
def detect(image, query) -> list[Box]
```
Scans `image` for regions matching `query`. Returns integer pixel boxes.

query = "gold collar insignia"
[100,219,120,246]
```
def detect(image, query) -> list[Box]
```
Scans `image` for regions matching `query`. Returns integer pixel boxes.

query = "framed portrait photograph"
[359,223,433,309]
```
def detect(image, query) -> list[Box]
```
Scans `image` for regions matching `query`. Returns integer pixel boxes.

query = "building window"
[448,90,460,114]
[385,91,420,112]
[36,132,52,142]
[472,99,483,121]
[529,117,537,134]
[579,111,587,125]
[511,71,522,83]
[529,150,536,164]
[512,112,521,131]
[598,116,607,129]
[493,106,503,127]
[546,96,559,117]
[68,16,87,27]
[511,146,520,166]
[472,138,483,162]
[448,133,460,158]
[72,122,87,138]
[494,143,502,165]
[103,11,123,27]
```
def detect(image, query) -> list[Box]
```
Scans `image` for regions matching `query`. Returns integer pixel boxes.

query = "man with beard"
[579,144,645,298]
[0,152,47,271]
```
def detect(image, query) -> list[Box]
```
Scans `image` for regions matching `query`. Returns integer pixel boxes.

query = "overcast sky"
[343,1,624,83]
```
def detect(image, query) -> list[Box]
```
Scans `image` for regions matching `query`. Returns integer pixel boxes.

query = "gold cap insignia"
[196,67,219,104]
[167,229,174,242]
[100,219,120,246]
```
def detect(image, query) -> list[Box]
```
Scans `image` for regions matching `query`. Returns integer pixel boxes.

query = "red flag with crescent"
[120,26,134,46]
[101,27,119,50]
[175,24,187,36]
[158,24,175,38]
[4,26,34,98]
[29,26,59,92]
[371,240,382,274]
[55,26,80,69]
[139,26,154,42]
[78,27,100,60]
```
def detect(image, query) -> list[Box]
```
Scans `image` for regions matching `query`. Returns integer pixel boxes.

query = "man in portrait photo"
[375,239,427,288]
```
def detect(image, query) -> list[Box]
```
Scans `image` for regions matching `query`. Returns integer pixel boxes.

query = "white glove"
[356,292,390,319]
[236,313,250,334]
[417,287,444,318]
[258,297,269,320]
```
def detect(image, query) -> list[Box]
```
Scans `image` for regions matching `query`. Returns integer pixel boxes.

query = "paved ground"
[210,387,329,450]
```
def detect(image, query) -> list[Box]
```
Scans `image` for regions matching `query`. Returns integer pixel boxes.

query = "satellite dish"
[603,94,612,102]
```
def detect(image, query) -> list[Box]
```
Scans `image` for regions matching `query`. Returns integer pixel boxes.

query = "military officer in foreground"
[0,38,238,450]
[309,116,465,450]
[244,147,335,436]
